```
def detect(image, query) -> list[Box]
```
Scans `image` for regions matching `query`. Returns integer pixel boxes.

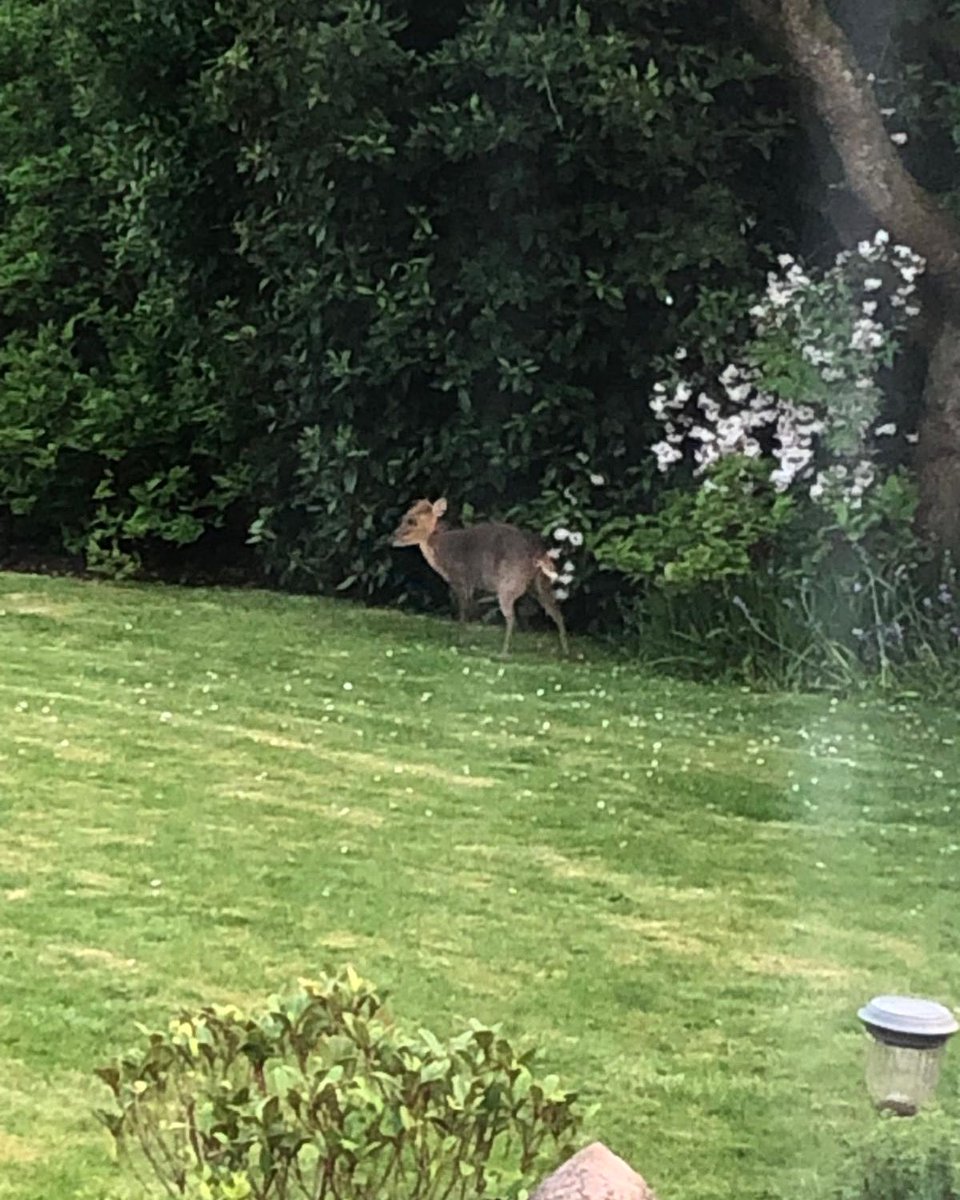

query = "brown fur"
[392,498,568,656]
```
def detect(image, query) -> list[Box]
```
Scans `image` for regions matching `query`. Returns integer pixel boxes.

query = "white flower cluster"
[552,526,583,548]
[850,236,923,315]
[748,234,923,333]
[750,253,810,316]
[550,527,583,600]
[808,460,876,510]
[651,365,824,492]
[650,231,925,509]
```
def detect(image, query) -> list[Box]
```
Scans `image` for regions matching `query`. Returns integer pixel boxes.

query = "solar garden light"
[858,995,958,1116]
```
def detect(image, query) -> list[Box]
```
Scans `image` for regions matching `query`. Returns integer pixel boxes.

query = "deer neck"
[419,531,449,581]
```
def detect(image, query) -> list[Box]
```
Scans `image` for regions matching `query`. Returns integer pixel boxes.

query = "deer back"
[429,523,546,594]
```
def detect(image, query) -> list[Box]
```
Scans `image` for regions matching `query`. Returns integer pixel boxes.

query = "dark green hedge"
[0,0,793,605]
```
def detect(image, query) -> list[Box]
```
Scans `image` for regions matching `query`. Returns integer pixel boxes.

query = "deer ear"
[432,498,448,518]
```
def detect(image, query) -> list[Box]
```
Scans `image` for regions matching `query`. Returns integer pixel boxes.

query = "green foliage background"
[0,0,792,595]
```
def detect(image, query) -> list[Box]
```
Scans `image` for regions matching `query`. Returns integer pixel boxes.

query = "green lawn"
[0,571,958,1199]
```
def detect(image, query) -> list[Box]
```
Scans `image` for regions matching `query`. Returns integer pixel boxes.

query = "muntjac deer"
[392,498,568,657]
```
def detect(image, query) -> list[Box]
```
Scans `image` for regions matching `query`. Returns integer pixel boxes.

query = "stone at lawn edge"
[531,1142,658,1200]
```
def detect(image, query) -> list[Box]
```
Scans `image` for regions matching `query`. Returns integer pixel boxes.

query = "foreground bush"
[835,1114,960,1200]
[95,967,582,1199]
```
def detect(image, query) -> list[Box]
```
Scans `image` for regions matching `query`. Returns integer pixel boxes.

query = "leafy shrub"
[95,966,583,1200]
[0,0,254,574]
[835,1114,960,1200]
[594,456,795,591]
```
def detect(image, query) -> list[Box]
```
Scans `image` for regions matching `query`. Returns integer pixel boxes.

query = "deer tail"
[535,553,560,582]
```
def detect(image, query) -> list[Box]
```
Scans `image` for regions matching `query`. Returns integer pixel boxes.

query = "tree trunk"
[738,0,960,556]
[764,0,960,294]
[916,313,960,559]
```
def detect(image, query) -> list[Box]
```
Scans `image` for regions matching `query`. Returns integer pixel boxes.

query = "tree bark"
[738,0,960,557]
[916,317,960,558]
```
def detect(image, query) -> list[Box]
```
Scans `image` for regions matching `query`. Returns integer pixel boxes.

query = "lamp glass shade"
[864,1038,947,1116]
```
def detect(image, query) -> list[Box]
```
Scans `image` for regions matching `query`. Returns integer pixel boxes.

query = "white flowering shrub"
[649,231,924,517]
[593,233,960,689]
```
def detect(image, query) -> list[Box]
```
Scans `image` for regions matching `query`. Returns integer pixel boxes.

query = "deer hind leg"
[533,571,569,656]
[497,581,528,658]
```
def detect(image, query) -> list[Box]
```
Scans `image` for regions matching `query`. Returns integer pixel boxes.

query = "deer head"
[391,498,447,547]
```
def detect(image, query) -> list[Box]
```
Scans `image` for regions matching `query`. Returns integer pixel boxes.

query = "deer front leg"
[451,586,473,635]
